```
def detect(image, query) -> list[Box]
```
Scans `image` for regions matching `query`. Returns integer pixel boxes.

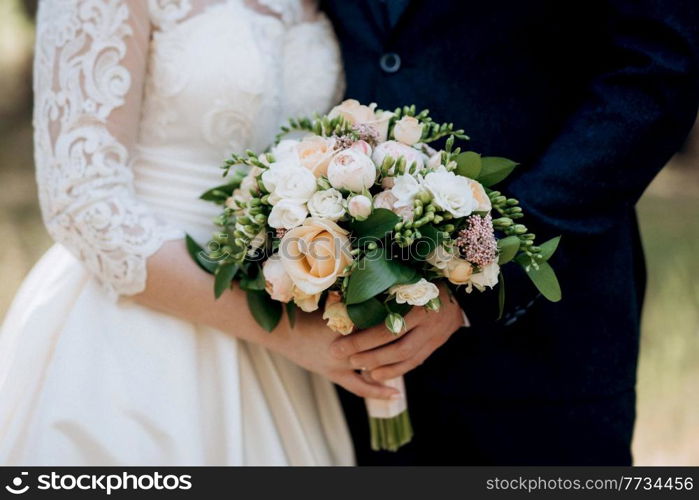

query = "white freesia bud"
[389,278,440,306]
[268,199,308,229]
[423,169,477,217]
[347,195,372,220]
[372,140,426,173]
[467,262,500,292]
[262,254,294,303]
[307,188,345,221]
[391,174,422,208]
[327,149,377,192]
[385,312,406,335]
[393,116,424,145]
[322,292,354,335]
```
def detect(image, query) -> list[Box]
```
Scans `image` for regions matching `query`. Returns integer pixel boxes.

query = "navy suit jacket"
[322,0,699,401]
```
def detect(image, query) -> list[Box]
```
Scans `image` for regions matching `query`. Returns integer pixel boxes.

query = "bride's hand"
[265,311,400,401]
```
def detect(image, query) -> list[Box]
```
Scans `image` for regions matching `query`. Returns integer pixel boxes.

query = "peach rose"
[296,135,336,177]
[393,116,424,146]
[292,287,321,312]
[444,258,474,285]
[467,178,492,212]
[322,292,354,335]
[328,99,393,141]
[280,218,354,295]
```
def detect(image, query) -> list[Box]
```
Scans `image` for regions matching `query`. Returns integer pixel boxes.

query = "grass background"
[1,0,697,464]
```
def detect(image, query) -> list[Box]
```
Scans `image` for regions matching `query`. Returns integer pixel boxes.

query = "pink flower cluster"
[455,214,498,267]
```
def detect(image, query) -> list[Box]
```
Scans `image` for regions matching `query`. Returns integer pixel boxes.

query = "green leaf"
[413,224,443,260]
[240,267,266,291]
[349,208,400,245]
[497,271,506,320]
[477,157,519,187]
[200,182,239,203]
[523,261,562,302]
[347,297,388,329]
[455,151,482,179]
[246,290,282,332]
[345,248,419,305]
[497,235,521,265]
[285,302,297,329]
[386,299,413,317]
[185,234,217,274]
[214,263,238,299]
[538,236,561,261]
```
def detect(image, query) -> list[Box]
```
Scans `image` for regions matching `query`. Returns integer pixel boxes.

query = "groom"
[323,0,699,465]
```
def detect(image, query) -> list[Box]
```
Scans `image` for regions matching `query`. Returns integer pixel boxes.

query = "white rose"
[350,140,373,156]
[423,169,477,217]
[468,262,500,292]
[327,148,377,192]
[268,199,308,229]
[426,245,454,270]
[270,139,300,163]
[373,190,398,210]
[372,140,426,173]
[389,278,440,306]
[393,116,424,145]
[262,254,294,303]
[347,194,372,219]
[391,174,422,208]
[263,161,317,205]
[307,188,345,221]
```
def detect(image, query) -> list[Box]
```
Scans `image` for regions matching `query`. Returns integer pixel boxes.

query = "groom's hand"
[330,286,467,382]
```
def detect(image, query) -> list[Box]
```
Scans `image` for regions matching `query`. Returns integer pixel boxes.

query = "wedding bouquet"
[188,99,561,451]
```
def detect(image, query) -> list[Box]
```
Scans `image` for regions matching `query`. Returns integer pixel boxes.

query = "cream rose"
[327,148,377,192]
[393,116,424,145]
[444,257,474,285]
[292,288,321,312]
[262,254,294,303]
[372,140,426,173]
[467,262,500,292]
[423,169,477,217]
[467,178,492,212]
[280,218,354,295]
[389,278,440,306]
[270,139,300,163]
[322,292,354,335]
[347,194,372,219]
[263,161,317,205]
[268,199,308,229]
[307,188,345,221]
[296,135,336,177]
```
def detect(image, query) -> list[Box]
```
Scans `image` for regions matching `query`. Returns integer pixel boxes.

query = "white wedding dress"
[0,0,354,465]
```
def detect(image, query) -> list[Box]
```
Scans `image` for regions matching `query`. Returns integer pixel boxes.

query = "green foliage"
[347,297,388,329]
[478,157,519,187]
[497,235,521,265]
[455,151,482,179]
[350,208,400,245]
[345,248,419,305]
[185,234,217,274]
[246,290,282,332]
[214,263,239,299]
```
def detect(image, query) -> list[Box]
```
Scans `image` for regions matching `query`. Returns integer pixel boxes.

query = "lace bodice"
[33,0,344,299]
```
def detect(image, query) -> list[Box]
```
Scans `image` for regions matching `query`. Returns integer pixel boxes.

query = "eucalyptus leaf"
[214,263,239,299]
[350,208,400,245]
[497,235,521,265]
[538,236,561,261]
[246,290,282,332]
[347,297,388,329]
[524,261,562,302]
[200,182,240,203]
[478,157,519,187]
[455,151,482,179]
[345,248,419,305]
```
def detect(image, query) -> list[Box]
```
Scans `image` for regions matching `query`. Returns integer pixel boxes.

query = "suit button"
[379,52,401,73]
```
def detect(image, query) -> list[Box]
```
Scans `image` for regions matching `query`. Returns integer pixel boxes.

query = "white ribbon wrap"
[365,376,407,419]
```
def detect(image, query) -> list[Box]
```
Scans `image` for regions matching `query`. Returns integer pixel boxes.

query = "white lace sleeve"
[34,0,183,299]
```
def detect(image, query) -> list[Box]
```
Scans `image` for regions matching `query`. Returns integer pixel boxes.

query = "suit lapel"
[385,0,412,29]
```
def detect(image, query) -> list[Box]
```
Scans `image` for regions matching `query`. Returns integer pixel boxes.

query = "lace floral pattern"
[34,0,343,298]
[34,0,182,299]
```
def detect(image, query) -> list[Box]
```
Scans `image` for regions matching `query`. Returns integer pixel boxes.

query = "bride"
[0,0,399,465]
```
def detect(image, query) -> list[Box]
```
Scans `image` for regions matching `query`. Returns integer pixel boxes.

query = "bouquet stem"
[365,376,413,452]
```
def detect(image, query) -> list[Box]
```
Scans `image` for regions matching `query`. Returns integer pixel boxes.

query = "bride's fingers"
[369,337,437,382]
[338,372,399,400]
[330,324,402,359]
[348,331,426,371]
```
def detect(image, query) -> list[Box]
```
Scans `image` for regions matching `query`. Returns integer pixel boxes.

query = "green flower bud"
[425,297,442,312]
[514,224,528,234]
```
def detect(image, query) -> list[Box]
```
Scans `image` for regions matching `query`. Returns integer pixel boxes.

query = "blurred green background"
[1,0,697,464]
